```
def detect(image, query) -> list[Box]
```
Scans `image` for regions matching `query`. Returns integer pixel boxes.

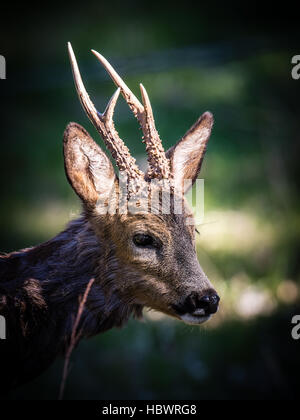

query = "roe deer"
[0,43,219,390]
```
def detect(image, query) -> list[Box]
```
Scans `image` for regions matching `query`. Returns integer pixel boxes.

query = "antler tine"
[68,42,99,126]
[68,42,143,180]
[140,84,170,180]
[92,49,170,180]
[102,87,121,122]
[91,49,144,123]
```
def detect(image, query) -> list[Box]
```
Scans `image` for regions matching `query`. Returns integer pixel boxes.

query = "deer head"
[64,43,219,325]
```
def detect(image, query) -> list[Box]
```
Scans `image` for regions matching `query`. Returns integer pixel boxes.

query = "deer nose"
[194,293,220,315]
[172,290,220,317]
[184,290,220,316]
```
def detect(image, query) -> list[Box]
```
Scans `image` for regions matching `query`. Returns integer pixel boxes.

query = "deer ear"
[63,122,116,206]
[166,112,213,192]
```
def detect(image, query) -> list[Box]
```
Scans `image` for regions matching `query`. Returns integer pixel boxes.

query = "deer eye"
[133,234,156,248]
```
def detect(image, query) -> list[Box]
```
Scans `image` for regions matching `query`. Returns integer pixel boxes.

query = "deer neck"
[0,215,143,388]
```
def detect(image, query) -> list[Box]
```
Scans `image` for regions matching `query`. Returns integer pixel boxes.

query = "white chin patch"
[180,313,211,325]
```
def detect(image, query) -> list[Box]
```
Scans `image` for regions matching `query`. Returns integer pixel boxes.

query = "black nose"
[197,293,220,315]
[173,290,220,316]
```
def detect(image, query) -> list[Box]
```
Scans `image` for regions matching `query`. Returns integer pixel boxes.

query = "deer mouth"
[179,310,212,325]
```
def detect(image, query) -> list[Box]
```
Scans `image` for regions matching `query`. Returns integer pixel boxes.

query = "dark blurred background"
[1,2,300,400]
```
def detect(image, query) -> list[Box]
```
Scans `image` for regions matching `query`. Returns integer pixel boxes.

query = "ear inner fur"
[63,122,116,206]
[166,111,213,192]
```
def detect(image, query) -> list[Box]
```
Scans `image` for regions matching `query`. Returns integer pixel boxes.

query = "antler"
[68,42,143,180]
[91,49,170,180]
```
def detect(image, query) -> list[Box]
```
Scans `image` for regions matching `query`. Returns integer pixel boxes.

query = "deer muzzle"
[172,289,220,325]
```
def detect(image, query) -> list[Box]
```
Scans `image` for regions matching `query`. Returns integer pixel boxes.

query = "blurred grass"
[1,3,300,399]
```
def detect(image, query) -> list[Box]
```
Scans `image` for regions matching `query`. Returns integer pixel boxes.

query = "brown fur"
[0,105,217,390]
